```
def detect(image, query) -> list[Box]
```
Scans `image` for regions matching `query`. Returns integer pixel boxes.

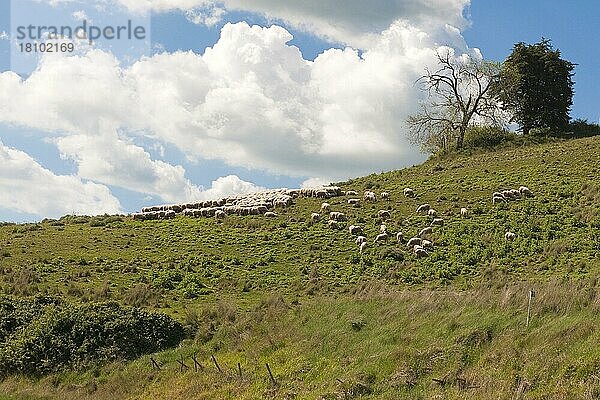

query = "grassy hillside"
[0,136,599,399]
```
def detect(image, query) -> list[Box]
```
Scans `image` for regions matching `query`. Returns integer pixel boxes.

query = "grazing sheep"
[321,202,331,212]
[427,209,437,217]
[404,187,415,197]
[419,227,433,237]
[460,207,469,218]
[492,195,506,204]
[329,211,346,221]
[505,231,516,241]
[406,237,422,248]
[346,190,358,196]
[359,241,367,253]
[374,232,389,242]
[396,232,404,243]
[416,204,430,213]
[422,239,433,249]
[355,236,367,245]
[265,212,277,218]
[519,186,533,197]
[215,210,226,219]
[348,198,360,206]
[316,189,329,198]
[414,246,428,258]
[380,224,387,233]
[328,220,339,229]
[363,191,377,202]
[165,210,176,219]
[502,190,515,200]
[378,210,391,219]
[349,225,363,235]
[510,189,522,198]
[430,218,444,226]
[131,213,144,221]
[310,212,321,222]
[381,192,390,200]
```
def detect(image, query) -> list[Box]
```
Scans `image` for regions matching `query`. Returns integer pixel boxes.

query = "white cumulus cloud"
[0,140,122,218]
[197,175,265,200]
[113,0,470,47]
[0,20,479,184]
[53,130,205,203]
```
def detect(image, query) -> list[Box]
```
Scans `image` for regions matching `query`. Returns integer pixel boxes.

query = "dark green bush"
[0,296,184,376]
[562,119,600,138]
[463,126,517,149]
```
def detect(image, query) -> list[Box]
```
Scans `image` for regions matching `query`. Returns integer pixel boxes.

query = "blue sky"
[0,0,598,222]
[463,0,600,123]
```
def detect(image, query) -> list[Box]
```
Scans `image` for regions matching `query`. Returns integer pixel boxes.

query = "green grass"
[0,136,599,398]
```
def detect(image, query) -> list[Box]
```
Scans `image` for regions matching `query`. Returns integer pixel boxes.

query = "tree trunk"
[523,126,530,135]
[456,128,465,149]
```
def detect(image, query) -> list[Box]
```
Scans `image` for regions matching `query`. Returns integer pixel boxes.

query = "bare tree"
[407,51,502,152]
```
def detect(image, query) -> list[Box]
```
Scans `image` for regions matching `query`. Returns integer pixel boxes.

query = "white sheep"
[492,195,506,204]
[460,207,468,218]
[505,231,516,241]
[416,204,430,214]
[378,210,391,219]
[329,211,346,221]
[215,210,226,219]
[381,192,390,200]
[355,236,367,245]
[349,225,363,235]
[348,198,360,206]
[427,209,437,217]
[519,186,533,197]
[502,190,514,199]
[430,218,444,227]
[264,211,277,218]
[328,220,339,229]
[414,246,428,258]
[419,227,433,237]
[406,237,422,248]
[374,232,389,242]
[396,232,404,243]
[380,224,387,233]
[404,187,415,197]
[321,202,331,212]
[359,241,368,253]
[346,190,358,196]
[310,212,321,222]
[363,191,377,202]
[422,239,433,249]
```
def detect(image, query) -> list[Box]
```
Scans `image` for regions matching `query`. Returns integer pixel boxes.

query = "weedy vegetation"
[0,136,599,399]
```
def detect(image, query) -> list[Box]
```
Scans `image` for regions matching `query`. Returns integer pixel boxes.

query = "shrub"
[0,296,184,376]
[463,126,517,149]
[563,119,600,138]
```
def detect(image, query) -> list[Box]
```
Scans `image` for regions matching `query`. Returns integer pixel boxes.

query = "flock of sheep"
[308,184,532,258]
[131,187,343,221]
[132,182,534,258]
[492,186,533,241]
[308,188,450,258]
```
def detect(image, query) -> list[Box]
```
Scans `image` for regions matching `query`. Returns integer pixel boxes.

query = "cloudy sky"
[0,0,598,222]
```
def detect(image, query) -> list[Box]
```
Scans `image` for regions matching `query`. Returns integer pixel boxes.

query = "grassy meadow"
[0,136,599,399]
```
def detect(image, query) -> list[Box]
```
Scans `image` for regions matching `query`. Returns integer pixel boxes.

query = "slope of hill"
[0,136,599,399]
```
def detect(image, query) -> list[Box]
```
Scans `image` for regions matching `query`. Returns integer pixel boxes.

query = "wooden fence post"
[212,354,222,373]
[266,363,277,386]
[191,353,203,372]
[150,357,161,370]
